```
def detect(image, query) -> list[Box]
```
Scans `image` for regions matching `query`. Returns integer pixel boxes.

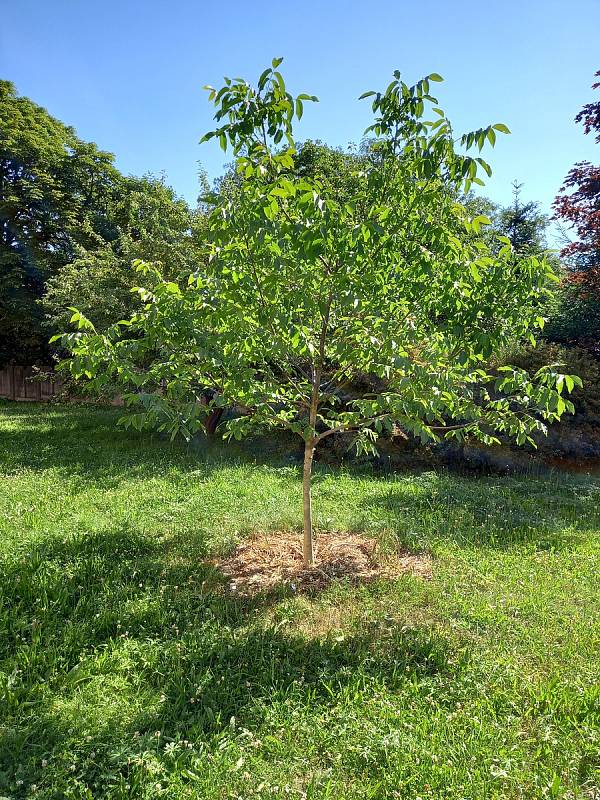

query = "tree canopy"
[56,60,578,564]
[43,175,204,333]
[0,80,200,364]
[0,80,118,363]
[552,70,600,340]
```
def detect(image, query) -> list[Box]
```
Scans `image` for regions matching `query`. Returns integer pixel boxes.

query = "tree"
[0,81,203,363]
[553,71,600,312]
[0,80,120,364]
[42,175,204,333]
[56,61,577,566]
[463,184,551,257]
[496,180,549,255]
[211,139,364,215]
[293,139,367,203]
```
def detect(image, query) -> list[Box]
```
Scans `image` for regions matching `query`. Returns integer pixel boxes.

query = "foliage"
[0,80,120,364]
[553,70,600,332]
[293,139,367,203]
[0,404,599,799]
[43,176,204,333]
[463,184,551,258]
[498,341,600,417]
[56,61,578,563]
[0,80,200,364]
[466,184,564,343]
[215,138,366,208]
[461,193,501,245]
[495,180,550,255]
[544,281,600,342]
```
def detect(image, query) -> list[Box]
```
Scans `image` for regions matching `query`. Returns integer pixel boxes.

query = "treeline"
[0,79,204,365]
[0,75,599,368]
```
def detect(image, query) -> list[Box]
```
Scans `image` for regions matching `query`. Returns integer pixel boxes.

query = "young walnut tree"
[56,60,579,566]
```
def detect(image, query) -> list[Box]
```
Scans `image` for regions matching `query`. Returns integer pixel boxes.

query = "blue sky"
[2,0,599,238]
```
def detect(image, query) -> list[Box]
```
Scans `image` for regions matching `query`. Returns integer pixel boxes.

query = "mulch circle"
[212,531,431,596]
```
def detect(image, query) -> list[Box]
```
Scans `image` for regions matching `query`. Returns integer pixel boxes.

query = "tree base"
[212,531,431,596]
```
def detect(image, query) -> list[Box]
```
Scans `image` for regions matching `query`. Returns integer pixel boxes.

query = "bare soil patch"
[214,531,431,595]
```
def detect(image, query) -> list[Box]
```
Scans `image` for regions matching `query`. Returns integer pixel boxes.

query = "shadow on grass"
[0,524,457,796]
[354,471,600,552]
[0,402,303,487]
[2,403,598,557]
[3,403,599,557]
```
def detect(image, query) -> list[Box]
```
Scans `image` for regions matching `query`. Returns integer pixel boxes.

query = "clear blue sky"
[2,0,599,235]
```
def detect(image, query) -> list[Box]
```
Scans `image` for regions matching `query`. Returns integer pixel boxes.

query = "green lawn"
[0,403,599,799]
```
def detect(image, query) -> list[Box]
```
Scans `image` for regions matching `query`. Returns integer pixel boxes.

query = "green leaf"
[273,71,286,95]
[428,73,444,82]
[492,123,511,134]
[258,68,271,90]
[476,158,492,178]
[469,263,482,282]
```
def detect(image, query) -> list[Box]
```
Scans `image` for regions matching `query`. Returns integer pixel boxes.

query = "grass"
[0,402,599,800]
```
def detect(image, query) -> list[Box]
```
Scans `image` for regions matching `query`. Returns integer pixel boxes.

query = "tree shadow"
[3,402,598,554]
[0,524,460,796]
[354,470,600,552]
[0,403,304,489]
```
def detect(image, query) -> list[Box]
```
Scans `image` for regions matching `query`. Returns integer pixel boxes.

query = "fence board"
[0,366,63,402]
[0,369,221,432]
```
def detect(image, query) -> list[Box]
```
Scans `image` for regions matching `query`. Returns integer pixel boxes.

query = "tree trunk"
[302,289,331,567]
[302,438,315,566]
[205,407,223,436]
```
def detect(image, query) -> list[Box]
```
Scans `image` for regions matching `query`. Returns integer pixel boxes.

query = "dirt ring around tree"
[213,531,432,596]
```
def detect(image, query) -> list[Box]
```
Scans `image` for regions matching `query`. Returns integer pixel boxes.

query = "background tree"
[463,183,551,257]
[0,80,120,363]
[56,62,577,566]
[552,70,600,341]
[496,180,549,255]
[293,139,366,203]
[43,175,204,333]
[0,80,202,363]
[212,138,365,211]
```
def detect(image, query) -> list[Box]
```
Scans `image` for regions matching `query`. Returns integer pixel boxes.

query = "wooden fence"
[0,366,64,402]
[0,369,222,428]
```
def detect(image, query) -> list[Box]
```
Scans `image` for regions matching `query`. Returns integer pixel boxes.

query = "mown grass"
[0,402,599,799]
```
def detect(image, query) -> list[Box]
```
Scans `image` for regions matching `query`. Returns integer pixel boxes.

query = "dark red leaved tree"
[553,71,600,302]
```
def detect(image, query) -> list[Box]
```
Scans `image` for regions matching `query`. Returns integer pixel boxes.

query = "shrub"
[501,342,600,418]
